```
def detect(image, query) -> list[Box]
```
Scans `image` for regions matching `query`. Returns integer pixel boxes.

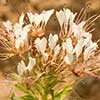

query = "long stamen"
[84,15,100,30]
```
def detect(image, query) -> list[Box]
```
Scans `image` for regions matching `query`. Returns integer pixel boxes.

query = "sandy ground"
[0,72,25,100]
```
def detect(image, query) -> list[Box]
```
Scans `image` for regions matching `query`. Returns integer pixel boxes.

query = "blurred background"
[0,0,100,100]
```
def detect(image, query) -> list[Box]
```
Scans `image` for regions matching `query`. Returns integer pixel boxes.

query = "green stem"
[42,90,48,100]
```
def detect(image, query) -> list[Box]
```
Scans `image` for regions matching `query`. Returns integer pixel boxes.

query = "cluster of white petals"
[3,13,31,49]
[56,9,98,64]
[56,9,76,34]
[27,9,54,27]
[17,56,36,75]
[34,33,59,61]
[1,8,98,74]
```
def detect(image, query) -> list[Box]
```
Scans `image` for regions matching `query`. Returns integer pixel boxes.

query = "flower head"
[0,8,99,81]
[1,13,31,59]
[27,9,54,37]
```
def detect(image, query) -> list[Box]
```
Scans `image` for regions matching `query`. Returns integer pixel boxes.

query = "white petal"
[26,56,36,71]
[14,23,22,37]
[73,38,84,58]
[65,38,73,53]
[81,32,92,41]
[72,23,85,39]
[3,21,12,32]
[22,25,31,41]
[54,44,61,56]
[42,53,48,61]
[72,23,82,38]
[56,10,64,28]
[33,13,43,27]
[84,42,97,60]
[64,9,71,21]
[64,9,76,33]
[19,13,25,26]
[17,60,26,75]
[48,33,58,50]
[62,38,73,54]
[64,8,76,23]
[27,12,34,24]
[80,32,92,48]
[64,53,73,65]
[15,38,22,49]
[43,9,54,26]
[35,37,47,54]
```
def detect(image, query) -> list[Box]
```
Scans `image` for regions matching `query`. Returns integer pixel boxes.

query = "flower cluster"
[0,8,99,100]
[0,9,54,59]
[0,8,99,75]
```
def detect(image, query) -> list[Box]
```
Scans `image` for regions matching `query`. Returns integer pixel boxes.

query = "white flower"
[73,32,92,58]
[54,44,61,56]
[42,53,48,61]
[27,12,34,24]
[56,9,76,33]
[19,13,25,26]
[72,22,85,39]
[64,53,73,65]
[84,42,97,60]
[81,32,92,41]
[62,38,73,53]
[64,9,76,24]
[34,37,49,61]
[34,37,47,54]
[26,56,36,71]
[73,38,85,58]
[27,9,54,27]
[14,24,30,49]
[56,10,65,28]
[62,38,74,64]
[14,18,31,49]
[17,60,26,75]
[17,56,36,75]
[48,33,58,50]
[33,13,43,27]
[3,21,12,32]
[42,9,54,26]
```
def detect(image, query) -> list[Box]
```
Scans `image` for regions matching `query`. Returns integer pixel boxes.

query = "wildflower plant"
[0,8,100,100]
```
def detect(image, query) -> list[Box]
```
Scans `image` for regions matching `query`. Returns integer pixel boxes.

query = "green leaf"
[15,83,33,96]
[20,95,35,100]
[55,86,72,100]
